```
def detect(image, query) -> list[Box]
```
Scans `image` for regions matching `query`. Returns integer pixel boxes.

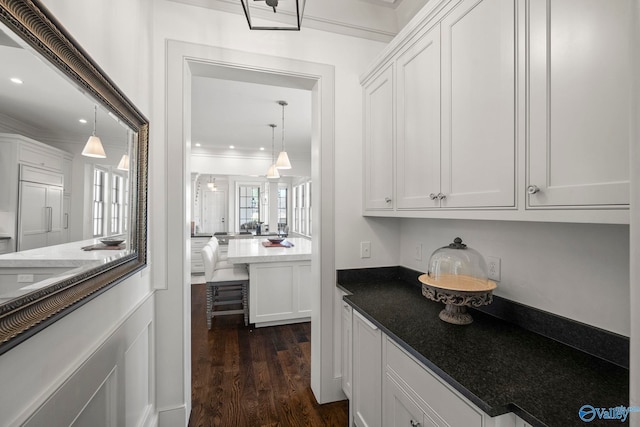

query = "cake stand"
[418,274,497,325]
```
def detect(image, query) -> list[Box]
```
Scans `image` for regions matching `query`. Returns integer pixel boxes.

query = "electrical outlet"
[486,256,501,282]
[360,241,371,258]
[414,243,422,261]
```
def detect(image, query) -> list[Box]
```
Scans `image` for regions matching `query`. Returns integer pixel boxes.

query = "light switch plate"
[487,256,501,282]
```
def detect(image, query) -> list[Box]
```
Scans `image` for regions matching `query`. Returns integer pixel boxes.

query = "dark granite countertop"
[338,277,629,427]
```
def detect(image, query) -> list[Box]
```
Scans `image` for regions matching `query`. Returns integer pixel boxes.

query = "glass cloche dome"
[425,237,492,291]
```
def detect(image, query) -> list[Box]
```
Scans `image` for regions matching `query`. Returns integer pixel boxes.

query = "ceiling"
[0,26,132,152]
[191,76,312,159]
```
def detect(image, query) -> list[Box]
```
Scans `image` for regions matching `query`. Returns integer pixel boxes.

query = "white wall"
[629,0,639,420]
[0,0,156,426]
[399,218,630,336]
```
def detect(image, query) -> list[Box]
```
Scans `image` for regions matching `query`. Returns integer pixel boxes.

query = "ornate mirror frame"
[0,0,149,354]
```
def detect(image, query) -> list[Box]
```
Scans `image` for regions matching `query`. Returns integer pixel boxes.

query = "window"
[110,174,126,234]
[92,168,106,237]
[238,185,260,230]
[292,180,311,237]
[277,185,288,232]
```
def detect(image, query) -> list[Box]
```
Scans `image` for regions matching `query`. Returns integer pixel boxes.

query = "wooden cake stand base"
[418,274,497,325]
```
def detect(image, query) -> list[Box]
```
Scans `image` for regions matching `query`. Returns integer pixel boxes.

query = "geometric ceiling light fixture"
[275,100,292,170]
[81,105,106,158]
[266,123,280,179]
[240,0,306,31]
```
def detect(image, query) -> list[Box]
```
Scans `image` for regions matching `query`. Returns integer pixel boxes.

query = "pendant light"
[275,100,292,170]
[116,153,129,171]
[207,176,217,190]
[240,0,306,31]
[266,124,280,179]
[82,105,106,158]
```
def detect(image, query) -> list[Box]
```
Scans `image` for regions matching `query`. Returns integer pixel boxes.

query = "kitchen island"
[0,238,130,302]
[227,237,312,327]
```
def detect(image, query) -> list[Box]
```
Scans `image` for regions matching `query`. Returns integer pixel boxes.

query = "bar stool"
[206,238,232,269]
[201,245,249,329]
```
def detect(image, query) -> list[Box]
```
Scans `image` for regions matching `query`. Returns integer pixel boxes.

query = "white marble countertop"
[0,237,131,268]
[227,237,312,264]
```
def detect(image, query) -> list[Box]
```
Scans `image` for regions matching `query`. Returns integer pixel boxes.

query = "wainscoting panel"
[23,295,154,427]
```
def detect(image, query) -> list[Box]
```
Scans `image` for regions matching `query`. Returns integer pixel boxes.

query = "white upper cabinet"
[363,64,395,211]
[360,0,630,223]
[527,0,631,208]
[396,25,441,209]
[440,0,515,208]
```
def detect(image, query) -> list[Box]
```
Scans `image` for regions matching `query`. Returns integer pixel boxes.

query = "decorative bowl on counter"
[267,237,285,244]
[100,238,125,246]
[419,237,496,325]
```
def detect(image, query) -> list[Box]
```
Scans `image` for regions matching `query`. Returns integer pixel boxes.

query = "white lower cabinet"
[344,307,522,427]
[352,310,382,427]
[190,236,209,274]
[341,300,353,400]
[249,261,311,326]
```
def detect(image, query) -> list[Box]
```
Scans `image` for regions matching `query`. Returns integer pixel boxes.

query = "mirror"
[0,1,148,354]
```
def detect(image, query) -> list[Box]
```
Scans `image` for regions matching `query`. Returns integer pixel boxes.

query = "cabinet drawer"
[191,260,204,273]
[385,337,482,427]
[19,144,63,171]
[191,238,209,250]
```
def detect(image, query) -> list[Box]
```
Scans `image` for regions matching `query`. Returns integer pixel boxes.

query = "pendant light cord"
[93,105,98,136]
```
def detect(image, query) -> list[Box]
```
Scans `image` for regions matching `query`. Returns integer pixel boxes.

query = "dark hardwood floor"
[189,284,349,427]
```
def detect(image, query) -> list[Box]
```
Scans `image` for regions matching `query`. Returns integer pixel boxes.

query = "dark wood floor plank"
[189,283,348,427]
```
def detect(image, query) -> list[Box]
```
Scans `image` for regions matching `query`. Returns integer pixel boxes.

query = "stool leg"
[206,283,213,330]
[243,282,248,327]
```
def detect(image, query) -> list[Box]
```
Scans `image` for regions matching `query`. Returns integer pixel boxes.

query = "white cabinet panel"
[396,26,441,209]
[528,0,630,207]
[18,143,63,171]
[440,0,516,208]
[385,373,438,427]
[249,261,311,326]
[341,301,353,399]
[353,310,382,427]
[18,181,64,251]
[363,64,395,211]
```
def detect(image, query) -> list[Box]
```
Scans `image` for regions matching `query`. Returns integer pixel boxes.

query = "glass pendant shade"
[82,135,106,158]
[82,105,106,158]
[276,151,291,169]
[266,164,280,179]
[117,153,130,171]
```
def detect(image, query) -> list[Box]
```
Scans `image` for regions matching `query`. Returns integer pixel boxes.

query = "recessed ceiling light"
[195,143,201,147]
[260,147,265,151]
[229,145,235,149]
[10,77,23,85]
[78,119,87,124]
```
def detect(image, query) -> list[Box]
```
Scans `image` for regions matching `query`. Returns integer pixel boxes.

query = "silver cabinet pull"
[437,193,446,200]
[384,197,392,203]
[527,185,540,194]
[64,213,69,229]
[429,193,438,200]
[410,420,421,427]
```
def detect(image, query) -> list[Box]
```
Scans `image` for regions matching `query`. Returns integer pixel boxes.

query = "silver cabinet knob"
[527,185,540,194]
[429,193,438,200]
[437,193,446,200]
[384,197,392,203]
[410,420,421,427]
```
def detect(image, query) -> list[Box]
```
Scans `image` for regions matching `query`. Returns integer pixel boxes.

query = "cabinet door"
[363,64,395,211]
[46,184,64,246]
[18,181,48,251]
[384,374,437,427]
[396,26,441,209]
[440,0,516,208]
[528,0,630,207]
[341,301,353,399]
[353,311,382,427]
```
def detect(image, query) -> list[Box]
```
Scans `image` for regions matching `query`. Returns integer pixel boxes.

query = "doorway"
[165,40,342,405]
